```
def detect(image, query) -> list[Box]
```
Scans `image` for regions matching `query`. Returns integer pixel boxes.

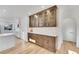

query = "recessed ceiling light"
[34,15,38,18]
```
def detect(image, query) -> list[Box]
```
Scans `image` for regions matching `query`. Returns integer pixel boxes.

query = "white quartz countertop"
[28,32,57,37]
[28,27,57,37]
[0,33,14,36]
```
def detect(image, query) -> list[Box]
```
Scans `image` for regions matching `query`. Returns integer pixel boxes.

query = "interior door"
[63,18,76,42]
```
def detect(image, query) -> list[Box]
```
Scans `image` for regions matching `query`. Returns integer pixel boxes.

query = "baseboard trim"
[63,40,76,43]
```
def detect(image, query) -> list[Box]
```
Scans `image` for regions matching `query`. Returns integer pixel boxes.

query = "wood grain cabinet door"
[36,39,39,45]
[28,33,38,43]
[29,6,57,27]
[38,12,43,27]
[48,37,56,52]
[29,16,35,27]
[50,9,56,27]
[36,35,44,46]
[28,33,56,52]
[43,36,49,49]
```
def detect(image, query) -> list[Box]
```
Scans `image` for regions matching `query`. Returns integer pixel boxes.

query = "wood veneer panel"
[29,5,57,27]
[28,33,56,52]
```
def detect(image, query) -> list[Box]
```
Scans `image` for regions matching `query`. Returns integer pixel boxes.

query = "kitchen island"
[0,33,16,52]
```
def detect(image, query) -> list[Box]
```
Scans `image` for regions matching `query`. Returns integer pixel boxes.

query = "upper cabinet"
[29,6,57,27]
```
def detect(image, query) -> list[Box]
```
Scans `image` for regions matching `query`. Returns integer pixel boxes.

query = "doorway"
[63,18,76,42]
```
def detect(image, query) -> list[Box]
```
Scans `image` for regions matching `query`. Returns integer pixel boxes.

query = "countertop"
[28,32,57,37]
[0,33,14,37]
[28,27,57,37]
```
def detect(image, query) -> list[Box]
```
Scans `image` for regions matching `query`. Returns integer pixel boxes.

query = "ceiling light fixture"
[34,15,38,18]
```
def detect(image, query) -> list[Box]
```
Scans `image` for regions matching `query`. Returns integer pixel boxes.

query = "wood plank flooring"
[0,39,54,54]
[0,39,79,54]
[56,41,79,54]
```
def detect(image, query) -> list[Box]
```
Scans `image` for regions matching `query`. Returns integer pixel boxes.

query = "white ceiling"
[0,5,52,18]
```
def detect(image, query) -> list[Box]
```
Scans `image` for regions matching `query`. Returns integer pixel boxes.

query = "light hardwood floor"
[0,39,54,54]
[56,41,79,54]
[0,39,79,54]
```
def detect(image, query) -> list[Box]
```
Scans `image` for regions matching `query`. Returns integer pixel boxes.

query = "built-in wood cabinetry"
[29,6,57,27]
[28,6,57,52]
[28,33,56,52]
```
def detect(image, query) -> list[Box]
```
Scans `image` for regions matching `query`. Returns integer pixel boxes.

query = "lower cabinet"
[48,37,56,52]
[43,36,49,49]
[28,33,56,52]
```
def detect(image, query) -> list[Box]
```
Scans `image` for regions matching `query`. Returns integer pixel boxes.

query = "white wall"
[62,6,76,42]
[57,5,79,48]
[20,16,29,42]
[71,6,79,47]
[56,5,64,50]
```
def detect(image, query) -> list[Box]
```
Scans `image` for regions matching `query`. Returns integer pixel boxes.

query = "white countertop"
[28,27,57,37]
[28,32,57,37]
[0,33,14,36]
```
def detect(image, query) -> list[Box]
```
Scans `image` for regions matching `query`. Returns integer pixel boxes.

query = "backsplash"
[0,24,15,33]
